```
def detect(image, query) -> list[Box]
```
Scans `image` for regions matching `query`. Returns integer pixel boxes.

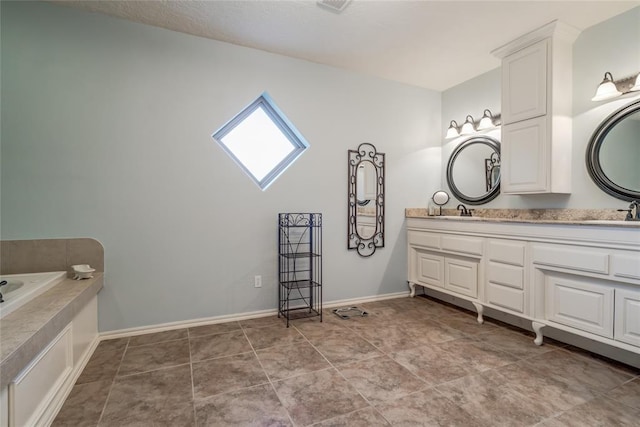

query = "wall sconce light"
[460,115,476,135]
[445,110,501,139]
[592,71,640,102]
[477,109,501,130]
[445,120,460,139]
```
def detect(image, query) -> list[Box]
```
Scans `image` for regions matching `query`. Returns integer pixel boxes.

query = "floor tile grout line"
[553,345,640,377]
[57,297,640,426]
[291,322,382,423]
[187,328,197,426]
[242,323,298,427]
[95,338,130,426]
[428,385,500,427]
[293,321,426,426]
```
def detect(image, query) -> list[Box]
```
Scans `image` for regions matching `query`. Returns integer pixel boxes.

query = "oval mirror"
[446,136,501,205]
[356,161,377,239]
[348,143,385,257]
[586,99,640,201]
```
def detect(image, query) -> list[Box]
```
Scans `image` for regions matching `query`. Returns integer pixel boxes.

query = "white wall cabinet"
[501,40,548,123]
[492,21,579,194]
[406,216,640,363]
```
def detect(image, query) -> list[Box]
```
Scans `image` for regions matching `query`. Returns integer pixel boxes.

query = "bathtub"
[0,271,67,319]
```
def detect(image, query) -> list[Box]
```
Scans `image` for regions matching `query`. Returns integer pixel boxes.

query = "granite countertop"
[0,273,103,388]
[406,208,640,227]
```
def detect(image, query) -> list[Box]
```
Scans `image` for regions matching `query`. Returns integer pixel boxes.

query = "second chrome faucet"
[618,200,640,221]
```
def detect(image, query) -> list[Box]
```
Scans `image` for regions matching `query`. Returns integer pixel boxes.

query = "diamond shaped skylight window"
[212,93,309,190]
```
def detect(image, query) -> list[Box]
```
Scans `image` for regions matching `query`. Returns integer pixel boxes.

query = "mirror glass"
[446,136,501,205]
[432,190,450,206]
[348,143,385,257]
[587,99,640,201]
[356,161,377,239]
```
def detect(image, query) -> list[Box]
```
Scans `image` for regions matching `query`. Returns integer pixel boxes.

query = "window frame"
[212,92,309,190]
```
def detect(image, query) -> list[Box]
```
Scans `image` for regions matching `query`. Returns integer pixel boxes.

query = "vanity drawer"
[487,282,524,313]
[408,231,440,250]
[533,244,609,275]
[441,235,483,257]
[487,262,524,290]
[612,252,640,281]
[487,240,525,266]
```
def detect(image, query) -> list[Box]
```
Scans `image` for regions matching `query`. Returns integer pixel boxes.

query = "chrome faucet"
[457,204,473,217]
[618,200,640,221]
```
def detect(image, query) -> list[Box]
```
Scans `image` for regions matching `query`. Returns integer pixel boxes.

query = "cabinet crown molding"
[491,20,581,59]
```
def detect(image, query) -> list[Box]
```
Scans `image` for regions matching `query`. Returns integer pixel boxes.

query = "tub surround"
[0,238,104,278]
[406,208,639,226]
[0,273,103,389]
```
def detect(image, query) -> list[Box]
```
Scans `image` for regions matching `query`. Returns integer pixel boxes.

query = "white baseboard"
[100,291,410,340]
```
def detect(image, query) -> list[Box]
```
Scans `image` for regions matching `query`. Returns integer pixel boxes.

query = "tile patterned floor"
[53,296,640,426]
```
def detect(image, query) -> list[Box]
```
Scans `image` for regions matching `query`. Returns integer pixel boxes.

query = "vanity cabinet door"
[502,39,548,124]
[545,274,614,338]
[501,116,548,194]
[615,288,640,347]
[444,257,478,298]
[413,250,445,289]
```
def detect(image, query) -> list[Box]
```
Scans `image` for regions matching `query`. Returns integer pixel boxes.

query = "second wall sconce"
[446,109,501,139]
[592,71,640,102]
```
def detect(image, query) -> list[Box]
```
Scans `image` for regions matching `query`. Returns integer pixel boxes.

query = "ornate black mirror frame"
[446,136,501,205]
[586,99,640,202]
[348,143,385,257]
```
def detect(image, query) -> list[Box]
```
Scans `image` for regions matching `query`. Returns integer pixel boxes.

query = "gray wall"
[1,2,442,331]
[441,7,640,209]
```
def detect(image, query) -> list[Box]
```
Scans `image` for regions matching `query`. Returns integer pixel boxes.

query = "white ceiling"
[51,0,640,91]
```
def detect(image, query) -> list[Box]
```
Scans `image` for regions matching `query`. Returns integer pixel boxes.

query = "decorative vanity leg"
[532,321,546,346]
[408,281,416,298]
[471,302,484,324]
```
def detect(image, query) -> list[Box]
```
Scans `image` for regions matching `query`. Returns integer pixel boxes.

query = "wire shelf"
[278,213,322,327]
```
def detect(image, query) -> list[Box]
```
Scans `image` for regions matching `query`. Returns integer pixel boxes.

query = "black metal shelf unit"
[278,213,322,327]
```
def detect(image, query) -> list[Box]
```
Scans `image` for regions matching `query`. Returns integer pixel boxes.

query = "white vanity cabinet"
[492,21,579,194]
[406,216,640,361]
[408,230,482,300]
[532,242,640,351]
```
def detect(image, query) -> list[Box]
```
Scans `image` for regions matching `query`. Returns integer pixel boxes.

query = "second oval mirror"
[446,136,501,205]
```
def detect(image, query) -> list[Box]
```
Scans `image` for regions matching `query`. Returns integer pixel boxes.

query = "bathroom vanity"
[406,212,640,361]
